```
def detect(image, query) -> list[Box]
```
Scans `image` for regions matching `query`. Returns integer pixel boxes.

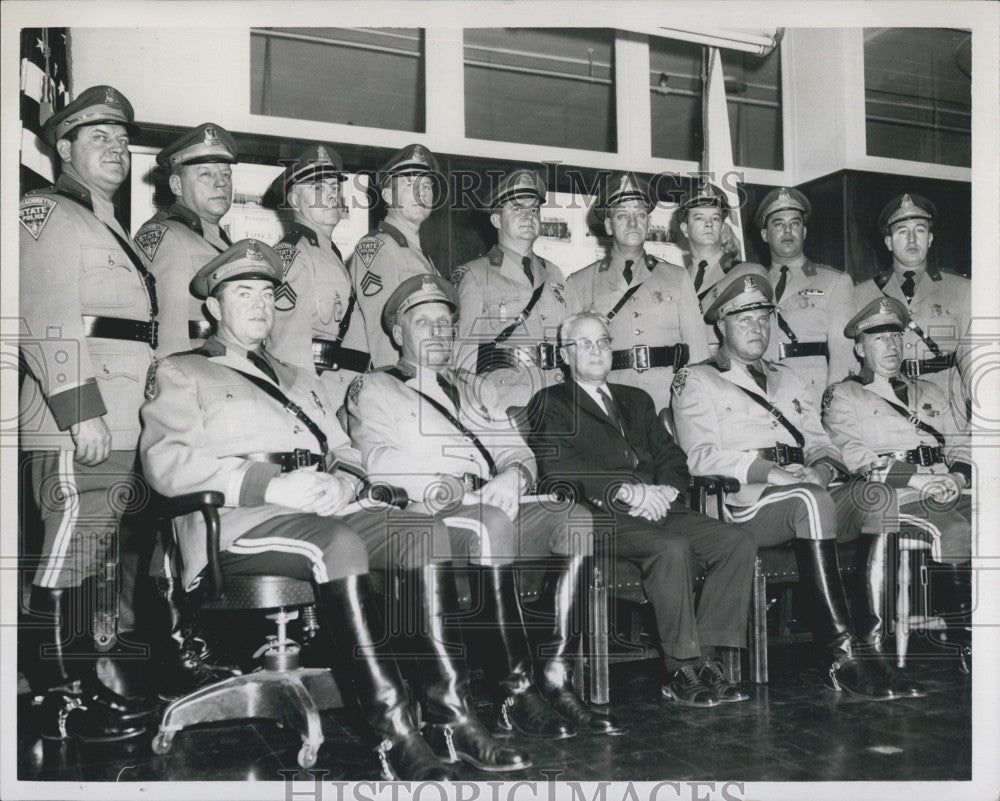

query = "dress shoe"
[426,714,532,771]
[544,685,623,734]
[697,660,750,703]
[498,687,575,738]
[79,674,159,720]
[661,665,720,708]
[36,692,146,743]
[376,731,456,781]
[828,656,896,701]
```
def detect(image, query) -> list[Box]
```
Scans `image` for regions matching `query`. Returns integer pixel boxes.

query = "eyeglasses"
[563,336,613,353]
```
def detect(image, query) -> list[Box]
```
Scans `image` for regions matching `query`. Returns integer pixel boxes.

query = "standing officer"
[351,143,442,368]
[134,122,237,356]
[18,85,158,741]
[822,297,972,671]
[670,264,920,701]
[568,173,708,412]
[453,169,580,412]
[754,187,855,407]
[853,193,970,415]
[267,144,371,409]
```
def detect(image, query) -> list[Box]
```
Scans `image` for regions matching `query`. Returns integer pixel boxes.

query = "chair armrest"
[687,475,740,517]
[154,491,225,519]
[154,491,226,600]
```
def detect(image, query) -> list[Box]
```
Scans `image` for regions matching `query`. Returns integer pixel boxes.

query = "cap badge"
[412,145,428,164]
[104,87,121,108]
[900,194,914,209]
[879,299,893,316]
[317,145,331,162]
[777,187,790,200]
[743,276,755,293]
[246,240,262,260]
[421,277,437,292]
[204,125,220,145]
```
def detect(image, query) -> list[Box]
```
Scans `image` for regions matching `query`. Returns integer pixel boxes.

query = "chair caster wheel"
[298,742,318,769]
[152,731,174,755]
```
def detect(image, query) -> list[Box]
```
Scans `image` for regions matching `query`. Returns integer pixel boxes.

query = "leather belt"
[82,315,158,348]
[239,449,323,472]
[188,320,212,340]
[778,341,828,359]
[312,338,371,374]
[610,343,689,373]
[758,444,805,466]
[476,341,562,373]
[879,445,943,467]
[901,352,955,377]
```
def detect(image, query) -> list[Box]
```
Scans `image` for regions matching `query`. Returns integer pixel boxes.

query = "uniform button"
[634,329,642,335]
[633,311,640,318]
[771,421,778,428]
[665,296,673,302]
[905,343,913,349]
[293,425,302,433]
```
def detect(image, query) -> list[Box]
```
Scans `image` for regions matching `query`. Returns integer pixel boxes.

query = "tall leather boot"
[466,564,574,739]
[852,534,925,697]
[313,574,455,781]
[792,539,896,701]
[404,564,532,771]
[152,576,241,701]
[23,584,153,742]
[534,556,622,735]
[930,561,972,674]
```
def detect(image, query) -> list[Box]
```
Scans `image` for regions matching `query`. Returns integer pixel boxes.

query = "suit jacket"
[525,379,691,515]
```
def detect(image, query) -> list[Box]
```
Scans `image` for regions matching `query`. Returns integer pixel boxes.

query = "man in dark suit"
[525,311,756,707]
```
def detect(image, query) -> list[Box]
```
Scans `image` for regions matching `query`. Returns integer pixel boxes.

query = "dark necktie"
[774,265,789,302]
[521,256,534,285]
[622,259,635,285]
[890,376,910,406]
[748,363,768,393]
[437,373,461,411]
[248,349,279,385]
[901,270,917,302]
[597,387,624,433]
[693,259,708,292]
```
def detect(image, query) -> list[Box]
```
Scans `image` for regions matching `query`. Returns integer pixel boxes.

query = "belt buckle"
[775,443,790,465]
[916,444,934,467]
[293,448,313,469]
[904,359,921,378]
[631,344,650,372]
[461,472,478,492]
[537,342,555,370]
[149,320,159,350]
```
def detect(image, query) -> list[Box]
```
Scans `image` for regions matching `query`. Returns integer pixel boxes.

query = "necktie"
[901,271,917,302]
[774,265,789,302]
[436,373,461,411]
[748,363,768,393]
[597,387,624,433]
[890,376,910,406]
[622,259,635,285]
[248,349,279,385]
[521,256,534,285]
[693,260,708,292]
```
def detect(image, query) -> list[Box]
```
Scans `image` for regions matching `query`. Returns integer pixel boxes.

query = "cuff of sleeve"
[746,456,775,485]
[813,456,850,482]
[48,380,107,430]
[239,462,282,506]
[887,460,918,487]
[510,462,535,493]
[951,461,972,487]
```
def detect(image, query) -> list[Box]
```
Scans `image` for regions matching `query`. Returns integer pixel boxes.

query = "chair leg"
[588,561,609,706]
[749,558,768,684]
[896,547,911,668]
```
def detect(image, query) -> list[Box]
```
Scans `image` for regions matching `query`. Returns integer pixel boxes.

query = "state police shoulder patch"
[450,263,470,288]
[821,382,840,414]
[354,236,383,269]
[273,242,298,276]
[134,223,168,261]
[671,368,689,397]
[347,374,365,407]
[19,195,58,240]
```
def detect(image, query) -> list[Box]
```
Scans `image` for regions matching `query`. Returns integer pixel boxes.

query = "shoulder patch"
[354,236,384,269]
[360,270,383,297]
[450,263,470,288]
[820,382,841,414]
[347,374,366,407]
[144,358,161,401]
[134,223,168,261]
[19,196,58,240]
[671,367,690,397]
[273,242,298,276]
[550,282,566,305]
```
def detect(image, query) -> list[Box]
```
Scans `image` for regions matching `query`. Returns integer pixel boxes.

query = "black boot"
[466,565,574,739]
[313,574,455,781]
[405,564,532,772]
[792,540,896,701]
[852,533,925,697]
[152,576,241,701]
[930,561,972,674]
[534,556,623,735]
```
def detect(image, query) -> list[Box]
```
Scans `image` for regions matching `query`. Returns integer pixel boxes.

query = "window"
[251,28,425,132]
[464,28,616,152]
[864,28,971,167]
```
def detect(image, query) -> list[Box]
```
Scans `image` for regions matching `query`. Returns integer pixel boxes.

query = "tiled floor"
[17,640,971,783]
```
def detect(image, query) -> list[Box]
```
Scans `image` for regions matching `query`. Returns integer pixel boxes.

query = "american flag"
[20,28,71,193]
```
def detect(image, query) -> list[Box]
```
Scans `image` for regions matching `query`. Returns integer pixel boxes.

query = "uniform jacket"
[821,368,971,489]
[670,350,848,506]
[453,244,580,410]
[268,222,368,408]
[350,220,438,369]
[525,380,692,516]
[764,258,856,406]
[134,202,230,357]
[854,267,971,404]
[19,172,155,451]
[344,359,537,510]
[568,251,709,411]
[685,252,747,355]
[140,335,362,590]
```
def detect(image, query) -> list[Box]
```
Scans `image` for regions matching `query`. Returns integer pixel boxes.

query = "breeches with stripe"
[729,479,897,548]
[27,449,137,589]
[217,507,450,585]
[899,494,972,565]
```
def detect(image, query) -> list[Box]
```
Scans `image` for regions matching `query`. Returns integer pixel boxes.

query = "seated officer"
[670,265,920,701]
[822,297,972,671]
[139,240,458,781]
[346,275,620,743]
[526,311,756,707]
[567,174,709,412]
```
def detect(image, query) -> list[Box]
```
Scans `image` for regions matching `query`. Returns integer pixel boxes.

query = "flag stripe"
[21,128,55,182]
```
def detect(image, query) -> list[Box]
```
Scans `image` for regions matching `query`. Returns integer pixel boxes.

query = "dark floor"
[17,637,971,784]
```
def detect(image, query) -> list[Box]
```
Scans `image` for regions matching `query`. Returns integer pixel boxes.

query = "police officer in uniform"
[453,169,580,412]
[351,143,442,368]
[267,144,371,409]
[671,265,920,701]
[18,85,158,741]
[853,193,970,415]
[754,187,855,408]
[568,173,708,412]
[140,240,459,781]
[134,122,238,356]
[823,297,972,671]
[347,275,619,744]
